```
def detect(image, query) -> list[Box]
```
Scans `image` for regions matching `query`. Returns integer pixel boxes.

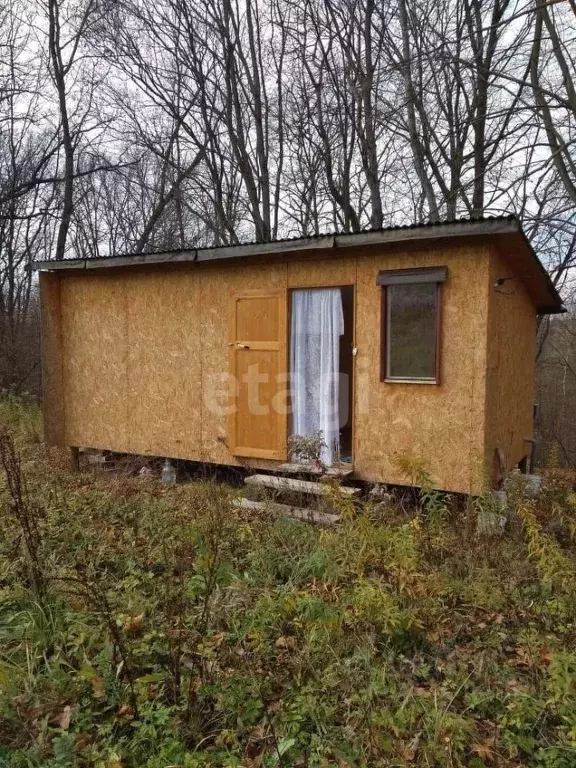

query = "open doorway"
[339,286,354,461]
[289,286,354,466]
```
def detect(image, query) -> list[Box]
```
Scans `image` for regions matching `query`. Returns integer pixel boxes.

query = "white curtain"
[291,288,344,465]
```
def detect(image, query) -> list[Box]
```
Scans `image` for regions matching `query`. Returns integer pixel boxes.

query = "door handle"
[228,342,250,349]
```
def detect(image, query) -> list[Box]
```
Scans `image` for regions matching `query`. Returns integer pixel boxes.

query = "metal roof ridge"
[32,214,519,268]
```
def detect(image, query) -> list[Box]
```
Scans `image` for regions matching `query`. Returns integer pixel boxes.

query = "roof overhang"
[31,216,565,314]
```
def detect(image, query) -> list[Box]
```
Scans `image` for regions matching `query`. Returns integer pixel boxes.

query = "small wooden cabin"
[33,216,564,494]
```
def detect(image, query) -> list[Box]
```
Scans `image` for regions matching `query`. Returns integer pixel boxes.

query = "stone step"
[277,462,353,478]
[245,473,360,496]
[232,497,341,526]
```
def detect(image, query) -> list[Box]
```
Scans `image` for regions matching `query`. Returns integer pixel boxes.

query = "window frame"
[377,267,447,384]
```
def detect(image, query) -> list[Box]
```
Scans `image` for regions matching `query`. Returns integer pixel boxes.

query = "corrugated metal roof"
[43,214,520,262]
[31,214,565,313]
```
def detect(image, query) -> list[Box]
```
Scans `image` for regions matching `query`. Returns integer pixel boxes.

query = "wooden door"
[228,290,288,460]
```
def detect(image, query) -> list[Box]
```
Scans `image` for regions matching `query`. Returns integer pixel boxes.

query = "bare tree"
[529,0,576,208]
[0,2,50,391]
[1,0,576,412]
[42,0,103,259]
[96,0,289,244]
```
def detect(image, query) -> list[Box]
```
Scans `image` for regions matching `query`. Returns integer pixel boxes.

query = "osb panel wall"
[49,244,491,493]
[57,270,202,460]
[353,246,490,494]
[39,272,65,445]
[196,248,487,492]
[60,274,130,451]
[287,258,357,289]
[484,247,536,483]
[126,271,202,459]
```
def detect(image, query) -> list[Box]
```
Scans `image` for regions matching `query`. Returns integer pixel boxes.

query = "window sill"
[383,378,438,385]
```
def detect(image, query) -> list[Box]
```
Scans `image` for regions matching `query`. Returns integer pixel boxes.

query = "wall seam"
[125,276,130,452]
[199,270,204,462]
[482,247,496,491]
[57,274,66,446]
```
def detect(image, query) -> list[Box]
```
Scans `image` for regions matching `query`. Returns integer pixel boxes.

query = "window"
[377,267,446,383]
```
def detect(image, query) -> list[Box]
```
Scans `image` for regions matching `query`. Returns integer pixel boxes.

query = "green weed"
[1,400,576,766]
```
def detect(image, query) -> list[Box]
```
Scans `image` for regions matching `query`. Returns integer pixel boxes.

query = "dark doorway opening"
[339,285,354,462]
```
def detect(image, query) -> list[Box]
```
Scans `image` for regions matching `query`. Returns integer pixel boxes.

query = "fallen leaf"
[74,733,93,751]
[506,678,529,693]
[50,704,72,730]
[85,671,106,699]
[471,738,496,761]
[275,635,297,650]
[117,704,135,720]
[403,730,422,762]
[249,724,266,740]
[79,664,107,699]
[539,647,555,667]
[124,613,144,634]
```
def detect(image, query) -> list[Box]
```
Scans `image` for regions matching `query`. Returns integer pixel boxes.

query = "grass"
[1,398,576,767]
